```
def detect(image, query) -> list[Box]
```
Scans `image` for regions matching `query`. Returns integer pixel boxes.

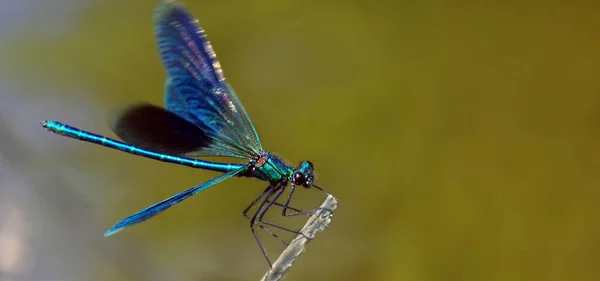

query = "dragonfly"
[40,0,328,267]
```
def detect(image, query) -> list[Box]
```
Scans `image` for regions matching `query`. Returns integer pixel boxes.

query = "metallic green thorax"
[249,151,294,183]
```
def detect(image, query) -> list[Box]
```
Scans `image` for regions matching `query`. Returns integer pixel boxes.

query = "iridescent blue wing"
[154,0,262,158]
[104,166,246,237]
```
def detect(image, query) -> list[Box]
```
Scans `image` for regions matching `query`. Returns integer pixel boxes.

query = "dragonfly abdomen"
[41,120,245,173]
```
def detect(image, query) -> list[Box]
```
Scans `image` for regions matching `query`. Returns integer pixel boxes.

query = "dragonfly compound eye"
[293,172,306,185]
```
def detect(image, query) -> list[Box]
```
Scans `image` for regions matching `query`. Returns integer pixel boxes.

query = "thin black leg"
[257,184,286,221]
[279,184,315,216]
[280,184,334,216]
[242,185,289,246]
[243,182,332,266]
[242,185,272,218]
[264,200,304,213]
[256,224,289,246]
[247,185,276,268]
[255,185,311,240]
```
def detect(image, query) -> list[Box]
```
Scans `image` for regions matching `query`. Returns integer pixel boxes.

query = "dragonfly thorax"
[249,152,315,188]
[249,151,293,183]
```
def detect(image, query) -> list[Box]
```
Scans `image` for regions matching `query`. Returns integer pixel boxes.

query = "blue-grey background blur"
[1,0,599,280]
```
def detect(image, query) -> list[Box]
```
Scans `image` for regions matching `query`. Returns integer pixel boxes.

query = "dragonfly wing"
[110,103,248,158]
[154,1,262,158]
[104,166,246,237]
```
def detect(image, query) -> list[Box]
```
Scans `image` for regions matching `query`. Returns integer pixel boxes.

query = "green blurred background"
[1,0,600,280]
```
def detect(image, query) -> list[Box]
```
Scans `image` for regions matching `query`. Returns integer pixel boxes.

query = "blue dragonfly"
[41,0,328,267]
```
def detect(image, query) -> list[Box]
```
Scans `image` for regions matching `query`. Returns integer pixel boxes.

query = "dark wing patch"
[110,103,210,155]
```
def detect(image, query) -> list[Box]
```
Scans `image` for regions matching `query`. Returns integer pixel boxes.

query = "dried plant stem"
[260,195,338,281]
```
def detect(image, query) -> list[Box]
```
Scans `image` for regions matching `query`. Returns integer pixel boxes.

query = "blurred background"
[1,0,600,280]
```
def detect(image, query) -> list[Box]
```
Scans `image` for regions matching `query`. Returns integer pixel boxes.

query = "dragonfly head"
[292,161,315,188]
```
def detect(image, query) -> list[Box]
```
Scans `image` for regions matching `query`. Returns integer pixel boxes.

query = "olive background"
[1,0,600,280]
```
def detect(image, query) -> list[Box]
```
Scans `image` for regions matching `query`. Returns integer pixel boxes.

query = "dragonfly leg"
[255,219,311,241]
[255,184,311,240]
[264,200,304,213]
[242,185,272,218]
[242,185,289,246]
[245,185,276,268]
[279,184,315,216]
[256,224,289,246]
[280,184,335,216]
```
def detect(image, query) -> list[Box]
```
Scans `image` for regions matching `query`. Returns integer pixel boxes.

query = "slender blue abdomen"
[41,120,245,173]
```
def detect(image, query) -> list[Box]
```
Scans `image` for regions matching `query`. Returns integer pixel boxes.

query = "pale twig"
[260,195,338,281]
